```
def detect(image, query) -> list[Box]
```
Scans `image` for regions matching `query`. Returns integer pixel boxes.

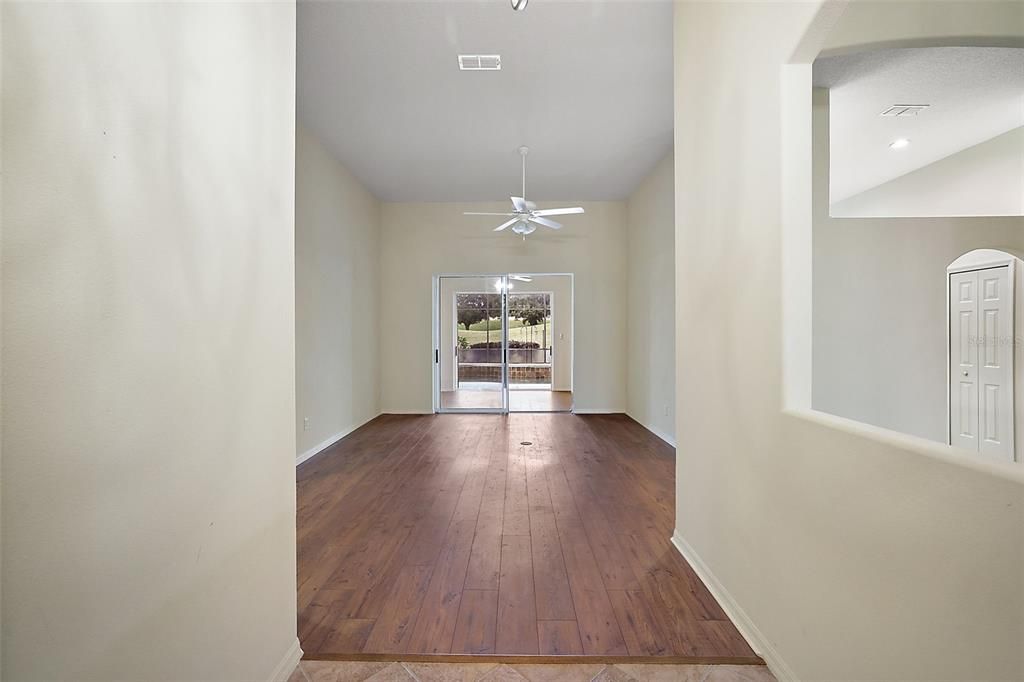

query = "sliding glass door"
[437,275,508,412]
[435,273,572,413]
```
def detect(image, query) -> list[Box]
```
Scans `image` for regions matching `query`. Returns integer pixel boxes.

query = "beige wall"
[626,153,675,444]
[296,124,381,460]
[380,202,627,413]
[674,1,1024,680]
[819,0,1024,56]
[1,3,298,680]
[813,92,1024,445]
[832,126,1024,217]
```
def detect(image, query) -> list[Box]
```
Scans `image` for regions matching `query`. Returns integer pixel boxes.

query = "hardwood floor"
[509,389,572,412]
[297,413,760,662]
[439,388,573,411]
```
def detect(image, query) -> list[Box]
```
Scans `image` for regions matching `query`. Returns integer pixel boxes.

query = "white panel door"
[949,266,1014,460]
[949,270,979,451]
[975,266,1013,459]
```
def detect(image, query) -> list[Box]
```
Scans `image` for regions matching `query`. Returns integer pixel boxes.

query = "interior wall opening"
[809,44,1024,465]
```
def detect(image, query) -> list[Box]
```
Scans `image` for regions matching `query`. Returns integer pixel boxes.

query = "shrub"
[468,341,540,349]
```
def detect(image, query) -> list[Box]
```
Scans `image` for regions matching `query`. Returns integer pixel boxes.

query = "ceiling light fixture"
[511,0,528,10]
[889,138,910,149]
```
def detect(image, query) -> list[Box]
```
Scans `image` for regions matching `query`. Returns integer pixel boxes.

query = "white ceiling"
[814,47,1024,202]
[297,1,674,202]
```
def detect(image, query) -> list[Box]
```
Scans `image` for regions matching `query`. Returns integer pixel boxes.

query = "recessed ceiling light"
[889,138,910,149]
[458,55,501,71]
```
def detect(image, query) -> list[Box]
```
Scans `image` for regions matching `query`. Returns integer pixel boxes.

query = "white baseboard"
[571,407,626,414]
[296,414,381,466]
[624,411,677,447]
[670,530,796,682]
[268,637,303,682]
[645,424,676,448]
[383,410,433,415]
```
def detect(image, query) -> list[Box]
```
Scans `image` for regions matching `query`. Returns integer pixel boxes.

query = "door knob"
[963,371,969,376]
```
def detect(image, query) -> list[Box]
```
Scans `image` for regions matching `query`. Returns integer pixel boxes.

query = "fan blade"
[464,212,516,216]
[493,217,520,232]
[528,216,562,230]
[532,207,584,216]
[510,196,528,212]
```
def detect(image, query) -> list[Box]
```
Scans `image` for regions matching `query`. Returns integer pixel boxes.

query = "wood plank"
[700,620,757,658]
[495,535,539,654]
[557,418,642,590]
[528,505,576,621]
[406,518,477,653]
[401,421,481,566]
[464,422,508,590]
[537,620,585,655]
[316,619,376,653]
[524,420,575,621]
[298,589,346,652]
[556,519,629,655]
[502,445,530,535]
[607,590,671,656]
[451,589,498,655]
[362,565,433,653]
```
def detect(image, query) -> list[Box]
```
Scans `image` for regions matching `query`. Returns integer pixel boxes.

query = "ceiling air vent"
[458,54,501,71]
[880,104,930,117]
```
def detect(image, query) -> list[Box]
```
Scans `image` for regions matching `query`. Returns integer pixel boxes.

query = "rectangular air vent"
[880,104,930,117]
[458,54,501,71]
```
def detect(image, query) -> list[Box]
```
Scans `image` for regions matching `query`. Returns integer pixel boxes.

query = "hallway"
[297,413,760,662]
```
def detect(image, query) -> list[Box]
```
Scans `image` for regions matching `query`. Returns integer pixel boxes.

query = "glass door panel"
[437,275,507,412]
[507,290,553,391]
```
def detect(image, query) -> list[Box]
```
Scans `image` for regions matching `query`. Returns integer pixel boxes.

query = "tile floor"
[288,661,776,682]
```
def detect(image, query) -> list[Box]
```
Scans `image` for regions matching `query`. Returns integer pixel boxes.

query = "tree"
[458,307,488,330]
[457,293,490,330]
[509,294,548,326]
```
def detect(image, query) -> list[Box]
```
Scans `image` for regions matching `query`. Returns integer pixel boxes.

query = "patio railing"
[457,347,552,365]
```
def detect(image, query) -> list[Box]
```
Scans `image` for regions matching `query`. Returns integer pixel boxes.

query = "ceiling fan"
[464,146,584,239]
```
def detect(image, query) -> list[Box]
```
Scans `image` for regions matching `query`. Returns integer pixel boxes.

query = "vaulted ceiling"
[815,47,1024,202]
[297,1,674,202]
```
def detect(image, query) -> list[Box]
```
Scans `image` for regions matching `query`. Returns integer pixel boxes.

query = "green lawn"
[465,318,528,332]
[459,319,553,346]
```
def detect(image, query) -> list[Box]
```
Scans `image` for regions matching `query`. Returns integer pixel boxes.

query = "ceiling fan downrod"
[520,145,528,201]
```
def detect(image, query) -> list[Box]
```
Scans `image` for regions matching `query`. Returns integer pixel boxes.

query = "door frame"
[946,252,1016,459]
[432,272,575,414]
[433,274,509,414]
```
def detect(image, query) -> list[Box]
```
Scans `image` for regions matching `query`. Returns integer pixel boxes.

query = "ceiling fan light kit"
[464,146,584,239]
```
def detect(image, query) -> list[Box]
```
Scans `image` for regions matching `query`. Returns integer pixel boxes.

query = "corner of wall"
[268,638,303,682]
[670,531,796,682]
